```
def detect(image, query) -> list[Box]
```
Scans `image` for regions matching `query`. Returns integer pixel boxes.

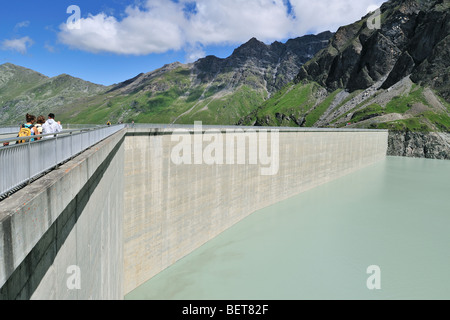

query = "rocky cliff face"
[238,0,450,161]
[193,31,333,94]
[388,131,450,159]
[111,31,334,97]
[296,0,450,99]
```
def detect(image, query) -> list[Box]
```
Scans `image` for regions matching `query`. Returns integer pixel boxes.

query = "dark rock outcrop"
[194,31,333,93]
[288,0,450,160]
[296,0,450,100]
[388,131,450,159]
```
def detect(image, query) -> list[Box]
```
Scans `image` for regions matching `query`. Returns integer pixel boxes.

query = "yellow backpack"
[17,124,32,144]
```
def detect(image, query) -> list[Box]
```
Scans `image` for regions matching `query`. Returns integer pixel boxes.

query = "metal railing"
[0,124,125,199]
[63,124,103,130]
[0,126,20,135]
[0,124,103,135]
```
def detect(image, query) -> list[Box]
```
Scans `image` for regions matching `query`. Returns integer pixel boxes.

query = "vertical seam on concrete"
[2,216,14,282]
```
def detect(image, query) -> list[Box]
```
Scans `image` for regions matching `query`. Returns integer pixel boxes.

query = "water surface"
[126,157,450,300]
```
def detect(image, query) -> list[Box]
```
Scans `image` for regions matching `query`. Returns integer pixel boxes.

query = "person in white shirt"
[42,113,62,138]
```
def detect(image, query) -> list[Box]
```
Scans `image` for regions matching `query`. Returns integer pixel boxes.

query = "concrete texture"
[0,126,388,299]
[0,130,125,300]
[123,128,388,294]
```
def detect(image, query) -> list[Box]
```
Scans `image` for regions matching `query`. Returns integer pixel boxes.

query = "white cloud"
[185,0,296,45]
[2,36,34,54]
[367,4,382,13]
[44,42,57,53]
[185,43,206,63]
[58,0,385,57]
[59,0,185,55]
[288,0,385,35]
[14,21,30,31]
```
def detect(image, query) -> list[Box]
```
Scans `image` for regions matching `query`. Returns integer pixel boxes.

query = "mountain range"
[0,0,449,133]
[240,0,450,131]
[0,31,332,126]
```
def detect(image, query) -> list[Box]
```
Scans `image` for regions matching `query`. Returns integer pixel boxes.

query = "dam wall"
[0,130,125,300]
[123,127,388,294]
[0,126,388,299]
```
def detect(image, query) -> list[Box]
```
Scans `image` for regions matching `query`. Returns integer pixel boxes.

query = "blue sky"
[0,0,384,86]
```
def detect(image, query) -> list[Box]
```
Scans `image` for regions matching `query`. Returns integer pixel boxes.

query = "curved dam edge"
[123,127,389,295]
[0,126,388,299]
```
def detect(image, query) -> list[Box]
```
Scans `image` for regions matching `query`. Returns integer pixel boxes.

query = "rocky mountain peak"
[193,32,333,92]
[296,0,450,100]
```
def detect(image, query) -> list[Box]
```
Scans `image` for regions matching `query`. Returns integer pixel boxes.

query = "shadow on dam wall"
[0,127,388,300]
[0,136,124,299]
[0,131,125,300]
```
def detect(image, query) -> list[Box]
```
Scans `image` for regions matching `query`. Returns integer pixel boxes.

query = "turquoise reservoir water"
[125,157,450,300]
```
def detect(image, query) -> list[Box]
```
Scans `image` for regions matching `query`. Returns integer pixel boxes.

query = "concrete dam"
[0,125,388,299]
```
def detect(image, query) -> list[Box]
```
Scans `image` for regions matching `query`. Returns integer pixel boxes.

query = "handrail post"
[27,138,31,185]
[55,134,58,169]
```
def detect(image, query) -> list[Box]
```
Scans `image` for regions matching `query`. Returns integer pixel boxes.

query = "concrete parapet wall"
[123,128,388,294]
[0,130,125,300]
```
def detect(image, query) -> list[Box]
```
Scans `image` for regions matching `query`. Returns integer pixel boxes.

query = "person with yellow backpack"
[17,113,39,143]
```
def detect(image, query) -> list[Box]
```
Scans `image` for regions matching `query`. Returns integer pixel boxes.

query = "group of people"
[2,113,62,146]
